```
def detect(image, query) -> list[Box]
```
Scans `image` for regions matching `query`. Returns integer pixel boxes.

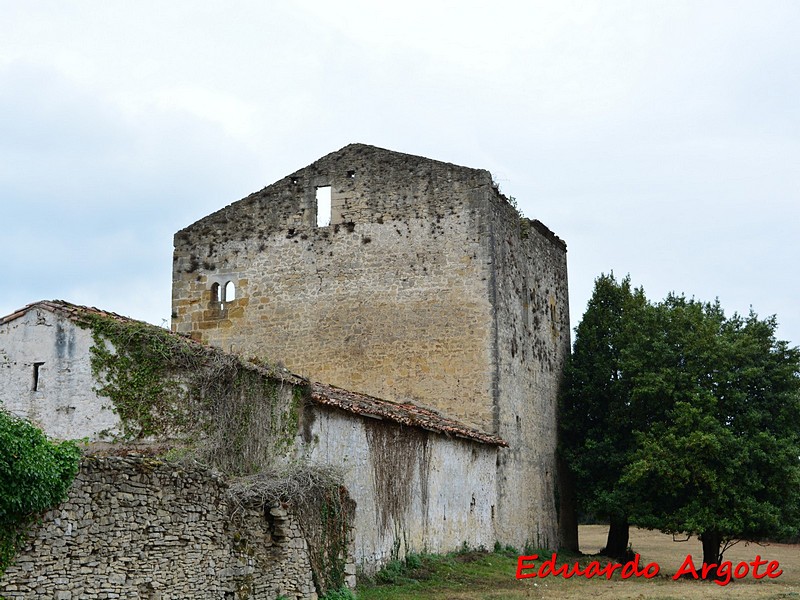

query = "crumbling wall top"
[175,143,494,241]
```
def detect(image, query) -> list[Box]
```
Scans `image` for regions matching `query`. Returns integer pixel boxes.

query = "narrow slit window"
[32,362,45,391]
[316,186,331,227]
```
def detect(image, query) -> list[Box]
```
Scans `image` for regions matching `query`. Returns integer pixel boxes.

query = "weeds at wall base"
[320,587,357,600]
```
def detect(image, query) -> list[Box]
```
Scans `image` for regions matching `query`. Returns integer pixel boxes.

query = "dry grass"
[358,525,800,600]
[559,525,800,600]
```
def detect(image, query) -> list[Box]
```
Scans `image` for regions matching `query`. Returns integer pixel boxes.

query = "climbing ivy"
[78,313,301,475]
[0,410,80,577]
[84,316,194,439]
[311,485,353,594]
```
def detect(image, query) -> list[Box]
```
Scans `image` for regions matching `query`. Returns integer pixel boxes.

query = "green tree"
[0,410,80,576]
[559,273,648,559]
[622,298,800,577]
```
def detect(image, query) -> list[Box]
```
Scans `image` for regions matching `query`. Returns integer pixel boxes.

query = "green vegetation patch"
[0,410,80,577]
[79,312,301,475]
[358,546,534,600]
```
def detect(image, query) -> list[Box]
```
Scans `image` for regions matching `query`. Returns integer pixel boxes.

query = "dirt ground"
[513,525,800,600]
[358,525,800,600]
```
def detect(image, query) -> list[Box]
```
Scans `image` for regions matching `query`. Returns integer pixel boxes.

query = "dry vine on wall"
[79,314,355,595]
[80,313,301,475]
[229,465,355,596]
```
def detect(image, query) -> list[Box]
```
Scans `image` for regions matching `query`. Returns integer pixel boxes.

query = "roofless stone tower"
[171,143,570,549]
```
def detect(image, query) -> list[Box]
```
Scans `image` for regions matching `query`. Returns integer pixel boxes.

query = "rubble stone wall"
[0,456,321,600]
[171,144,498,431]
[487,194,570,549]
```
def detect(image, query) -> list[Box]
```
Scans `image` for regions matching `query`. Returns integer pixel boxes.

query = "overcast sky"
[2,1,798,348]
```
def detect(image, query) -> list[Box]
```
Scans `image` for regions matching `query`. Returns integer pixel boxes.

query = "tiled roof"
[2,300,507,447]
[310,382,508,447]
[0,299,140,327]
[0,300,305,385]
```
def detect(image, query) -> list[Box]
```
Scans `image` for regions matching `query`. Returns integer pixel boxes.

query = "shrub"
[0,410,80,577]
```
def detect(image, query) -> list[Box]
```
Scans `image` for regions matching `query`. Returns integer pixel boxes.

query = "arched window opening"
[210,283,222,310]
[224,281,236,302]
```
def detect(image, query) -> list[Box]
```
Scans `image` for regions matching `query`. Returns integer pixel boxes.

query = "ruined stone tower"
[171,143,570,549]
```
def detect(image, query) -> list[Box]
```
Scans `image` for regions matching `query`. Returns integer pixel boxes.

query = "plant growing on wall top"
[79,313,302,475]
[85,316,194,439]
[230,464,354,596]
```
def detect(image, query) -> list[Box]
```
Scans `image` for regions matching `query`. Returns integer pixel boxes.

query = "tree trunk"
[603,514,630,560]
[700,530,722,581]
[557,454,579,552]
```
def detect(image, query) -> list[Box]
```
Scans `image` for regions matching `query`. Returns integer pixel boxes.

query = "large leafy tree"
[563,281,800,576]
[622,297,800,575]
[559,273,648,558]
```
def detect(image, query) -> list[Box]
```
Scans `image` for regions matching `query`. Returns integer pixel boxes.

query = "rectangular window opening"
[32,362,45,391]
[316,186,332,227]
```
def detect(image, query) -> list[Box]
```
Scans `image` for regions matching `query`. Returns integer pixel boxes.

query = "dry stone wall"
[0,455,319,600]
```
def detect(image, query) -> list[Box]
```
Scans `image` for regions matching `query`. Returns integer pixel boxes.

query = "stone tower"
[172,143,570,549]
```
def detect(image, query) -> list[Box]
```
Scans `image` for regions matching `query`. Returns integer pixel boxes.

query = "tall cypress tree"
[559,273,647,559]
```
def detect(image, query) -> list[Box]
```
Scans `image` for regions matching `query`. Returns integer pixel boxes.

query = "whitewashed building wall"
[0,308,119,440]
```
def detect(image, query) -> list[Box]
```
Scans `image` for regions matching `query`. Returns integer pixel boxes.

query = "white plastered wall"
[296,405,499,572]
[0,309,120,440]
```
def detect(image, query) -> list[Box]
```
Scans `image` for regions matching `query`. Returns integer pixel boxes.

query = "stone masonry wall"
[0,456,321,600]
[170,144,570,553]
[172,144,498,431]
[487,194,570,550]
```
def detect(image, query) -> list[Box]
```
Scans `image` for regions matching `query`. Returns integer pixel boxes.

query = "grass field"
[356,525,800,599]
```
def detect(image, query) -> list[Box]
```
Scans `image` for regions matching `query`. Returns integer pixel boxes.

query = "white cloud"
[0,0,797,345]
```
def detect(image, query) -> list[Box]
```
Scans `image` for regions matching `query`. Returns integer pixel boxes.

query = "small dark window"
[290,176,299,185]
[346,169,355,178]
[210,283,223,310]
[32,362,45,391]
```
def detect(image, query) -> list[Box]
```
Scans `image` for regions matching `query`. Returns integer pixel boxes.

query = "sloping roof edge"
[2,300,507,447]
[0,300,305,385]
[310,381,508,447]
[1,300,155,328]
